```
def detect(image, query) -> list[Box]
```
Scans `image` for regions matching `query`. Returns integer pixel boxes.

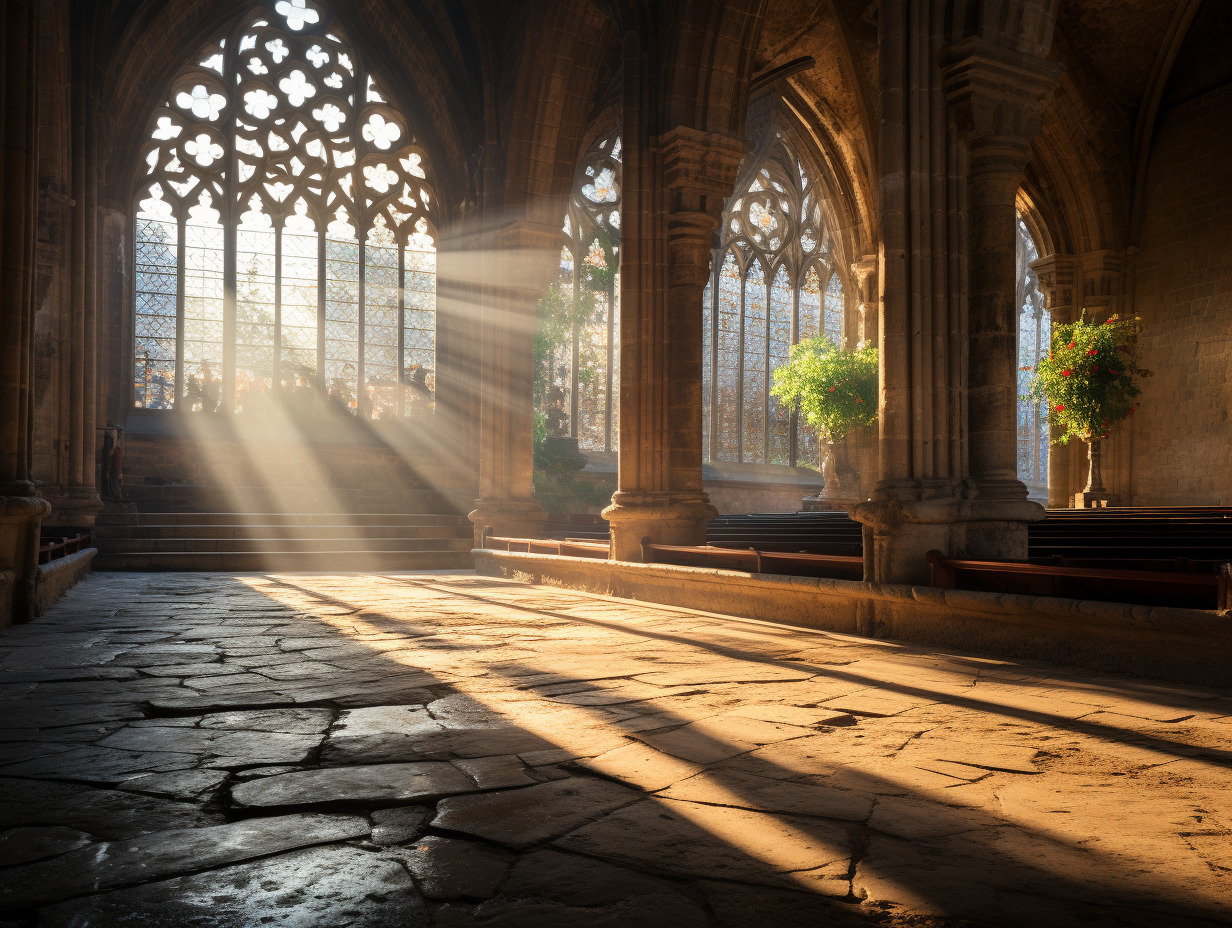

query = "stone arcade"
[0,0,1229,925]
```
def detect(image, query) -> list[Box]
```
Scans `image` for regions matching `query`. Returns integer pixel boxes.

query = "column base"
[0,493,53,628]
[1073,490,1116,509]
[468,497,548,547]
[39,485,104,531]
[603,491,718,562]
[854,481,1044,584]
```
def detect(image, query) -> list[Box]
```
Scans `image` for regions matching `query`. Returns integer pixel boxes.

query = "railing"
[39,532,92,565]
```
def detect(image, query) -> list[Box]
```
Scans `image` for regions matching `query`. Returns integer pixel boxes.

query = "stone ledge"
[34,548,96,617]
[472,549,1232,688]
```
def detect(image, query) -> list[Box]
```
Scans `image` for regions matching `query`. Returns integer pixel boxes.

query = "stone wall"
[1130,82,1232,505]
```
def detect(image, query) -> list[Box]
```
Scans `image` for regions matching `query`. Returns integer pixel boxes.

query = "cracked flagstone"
[0,570,1227,928]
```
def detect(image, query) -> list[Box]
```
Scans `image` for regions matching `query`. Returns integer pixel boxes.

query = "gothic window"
[545,132,621,453]
[703,134,848,466]
[133,0,438,418]
[1016,214,1049,496]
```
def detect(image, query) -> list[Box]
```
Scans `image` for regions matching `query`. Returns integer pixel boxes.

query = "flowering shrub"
[1029,313,1151,444]
[771,336,878,441]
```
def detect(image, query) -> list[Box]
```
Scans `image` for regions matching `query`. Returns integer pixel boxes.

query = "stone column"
[1031,253,1077,508]
[847,255,879,500]
[941,37,1060,558]
[602,28,744,561]
[0,0,52,626]
[463,220,560,545]
[851,254,878,347]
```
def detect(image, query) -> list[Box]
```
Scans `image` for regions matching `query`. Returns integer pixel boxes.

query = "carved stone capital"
[941,37,1063,151]
[1080,250,1124,313]
[1029,253,1077,315]
[658,126,745,220]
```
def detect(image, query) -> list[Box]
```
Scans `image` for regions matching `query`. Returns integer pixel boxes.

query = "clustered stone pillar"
[1,0,52,625]
[464,221,559,546]
[602,26,744,562]
[854,0,1060,584]
[942,37,1060,557]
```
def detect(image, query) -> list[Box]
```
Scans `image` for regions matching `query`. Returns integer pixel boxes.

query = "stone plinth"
[603,492,717,563]
[469,497,547,548]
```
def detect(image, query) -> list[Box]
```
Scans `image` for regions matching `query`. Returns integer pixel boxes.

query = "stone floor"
[0,571,1229,928]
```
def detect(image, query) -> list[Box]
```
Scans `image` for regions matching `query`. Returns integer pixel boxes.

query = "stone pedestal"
[469,497,548,547]
[605,492,718,563]
[856,489,1042,585]
[0,487,52,628]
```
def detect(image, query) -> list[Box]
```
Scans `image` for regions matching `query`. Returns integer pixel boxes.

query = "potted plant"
[771,336,878,498]
[1029,313,1151,507]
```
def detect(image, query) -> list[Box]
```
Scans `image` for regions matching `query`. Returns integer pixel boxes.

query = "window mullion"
[737,268,746,464]
[397,236,405,418]
[763,275,771,463]
[175,215,186,411]
[707,259,718,463]
[570,244,580,439]
[316,226,326,390]
[273,225,282,409]
[605,273,615,453]
[789,277,799,466]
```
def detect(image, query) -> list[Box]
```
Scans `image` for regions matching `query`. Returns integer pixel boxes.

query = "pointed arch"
[132,0,440,418]
[703,127,852,466]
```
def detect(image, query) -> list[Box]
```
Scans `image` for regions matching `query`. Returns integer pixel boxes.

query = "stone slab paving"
[0,571,1228,927]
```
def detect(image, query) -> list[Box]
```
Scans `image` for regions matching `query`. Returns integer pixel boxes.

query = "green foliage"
[771,336,878,441]
[533,281,595,407]
[1029,313,1151,444]
[532,434,614,513]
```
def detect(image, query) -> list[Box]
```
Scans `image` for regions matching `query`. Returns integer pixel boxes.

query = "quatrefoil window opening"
[133,0,438,419]
[703,135,848,468]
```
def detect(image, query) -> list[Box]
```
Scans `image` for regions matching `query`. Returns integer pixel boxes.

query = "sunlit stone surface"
[0,571,1228,927]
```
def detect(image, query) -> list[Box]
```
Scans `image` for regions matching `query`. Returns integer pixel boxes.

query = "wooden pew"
[483,535,610,559]
[642,541,864,580]
[928,550,1230,613]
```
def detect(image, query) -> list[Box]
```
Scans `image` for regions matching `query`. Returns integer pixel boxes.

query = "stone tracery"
[133,0,438,418]
[702,132,847,468]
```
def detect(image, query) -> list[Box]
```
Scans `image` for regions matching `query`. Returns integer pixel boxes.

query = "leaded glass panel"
[131,0,437,417]
[551,130,621,453]
[703,132,849,467]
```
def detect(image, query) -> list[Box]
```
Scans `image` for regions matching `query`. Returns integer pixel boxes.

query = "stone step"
[95,536,474,556]
[120,484,450,513]
[95,511,470,528]
[91,523,472,541]
[92,549,475,572]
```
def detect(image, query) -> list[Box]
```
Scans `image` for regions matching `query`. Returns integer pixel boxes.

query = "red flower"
[1068,341,1076,349]
[829,386,835,392]
[1128,407,1135,414]
[1086,349,1097,356]
[1103,432,1110,438]
[1055,404,1065,412]
[1093,366,1098,372]
[1061,370,1071,377]
[1109,369,1119,375]
[855,398,863,403]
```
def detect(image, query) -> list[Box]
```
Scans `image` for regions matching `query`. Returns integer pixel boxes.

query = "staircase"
[92,509,475,572]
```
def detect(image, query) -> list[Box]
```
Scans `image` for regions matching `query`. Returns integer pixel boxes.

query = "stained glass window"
[544,131,621,453]
[132,0,438,417]
[1016,214,1049,497]
[703,135,849,466]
